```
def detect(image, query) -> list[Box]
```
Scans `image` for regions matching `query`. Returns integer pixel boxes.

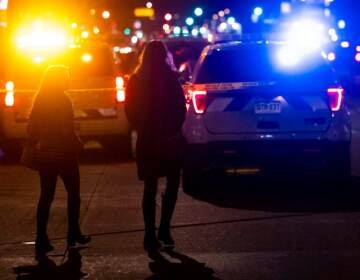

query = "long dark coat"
[27,92,83,167]
[125,66,186,180]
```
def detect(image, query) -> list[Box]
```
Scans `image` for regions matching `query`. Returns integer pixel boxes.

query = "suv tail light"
[115,76,125,103]
[191,90,207,114]
[327,87,344,112]
[5,81,15,107]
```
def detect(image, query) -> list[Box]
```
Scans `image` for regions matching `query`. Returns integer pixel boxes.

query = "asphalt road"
[0,100,360,279]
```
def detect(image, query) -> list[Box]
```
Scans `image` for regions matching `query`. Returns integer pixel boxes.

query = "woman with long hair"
[125,40,186,252]
[27,65,90,257]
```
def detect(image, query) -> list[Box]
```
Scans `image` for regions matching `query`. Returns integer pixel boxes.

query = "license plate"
[255,102,281,114]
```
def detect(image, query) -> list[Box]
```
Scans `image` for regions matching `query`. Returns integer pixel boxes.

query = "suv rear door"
[65,44,120,119]
[192,46,336,134]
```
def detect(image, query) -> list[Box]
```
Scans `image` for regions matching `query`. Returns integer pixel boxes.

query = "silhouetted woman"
[125,40,186,251]
[27,65,91,257]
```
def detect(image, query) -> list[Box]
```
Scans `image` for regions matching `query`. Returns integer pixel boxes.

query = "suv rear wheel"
[327,142,351,187]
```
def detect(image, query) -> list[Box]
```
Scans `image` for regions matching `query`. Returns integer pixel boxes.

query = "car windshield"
[164,39,208,68]
[195,46,335,86]
[6,46,114,80]
[66,47,114,77]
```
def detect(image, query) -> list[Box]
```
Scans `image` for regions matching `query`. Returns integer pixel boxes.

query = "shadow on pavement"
[184,174,360,213]
[146,248,220,280]
[13,248,88,280]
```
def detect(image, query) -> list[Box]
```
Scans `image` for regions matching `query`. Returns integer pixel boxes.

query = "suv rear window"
[66,47,115,77]
[6,46,115,80]
[195,47,335,86]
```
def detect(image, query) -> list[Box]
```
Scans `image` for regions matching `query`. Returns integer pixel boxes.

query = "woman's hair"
[38,65,70,96]
[30,65,70,116]
[134,40,175,74]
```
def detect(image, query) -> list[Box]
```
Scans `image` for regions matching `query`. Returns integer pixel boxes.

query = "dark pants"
[143,170,181,234]
[36,161,81,240]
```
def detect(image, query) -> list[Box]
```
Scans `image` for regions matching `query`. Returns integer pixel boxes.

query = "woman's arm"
[125,75,139,129]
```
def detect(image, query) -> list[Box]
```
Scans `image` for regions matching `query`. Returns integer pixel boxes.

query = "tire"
[327,142,351,187]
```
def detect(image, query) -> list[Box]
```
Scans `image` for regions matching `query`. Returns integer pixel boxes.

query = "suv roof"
[193,40,336,86]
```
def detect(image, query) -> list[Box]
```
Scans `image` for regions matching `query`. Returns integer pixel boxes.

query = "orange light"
[6,81,14,92]
[5,81,15,107]
[116,77,125,102]
[81,31,89,39]
[102,11,111,19]
[81,53,92,63]
[15,20,68,50]
[116,76,124,88]
[116,90,125,103]
[33,56,44,64]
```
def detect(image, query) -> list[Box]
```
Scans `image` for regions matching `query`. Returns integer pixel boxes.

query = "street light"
[194,7,203,17]
[164,13,172,21]
[185,17,194,26]
[253,7,263,16]
[102,11,110,20]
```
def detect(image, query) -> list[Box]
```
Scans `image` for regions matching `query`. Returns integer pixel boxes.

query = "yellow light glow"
[5,92,14,107]
[81,53,92,63]
[5,81,14,91]
[93,26,100,34]
[5,81,15,107]
[71,22,78,29]
[32,56,44,64]
[119,47,133,54]
[116,76,125,88]
[102,10,110,19]
[81,31,89,39]
[15,21,68,50]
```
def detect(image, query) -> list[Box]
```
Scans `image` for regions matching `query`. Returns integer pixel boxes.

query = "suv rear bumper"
[0,107,129,140]
[185,140,350,174]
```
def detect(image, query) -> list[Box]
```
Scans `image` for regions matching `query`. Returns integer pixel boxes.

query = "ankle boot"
[35,236,54,256]
[67,231,91,247]
[158,227,175,247]
[143,231,160,252]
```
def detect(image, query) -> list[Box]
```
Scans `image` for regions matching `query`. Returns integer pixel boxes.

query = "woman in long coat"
[125,40,186,251]
[28,65,91,257]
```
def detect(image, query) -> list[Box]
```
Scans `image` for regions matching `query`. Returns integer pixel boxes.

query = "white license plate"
[254,102,281,114]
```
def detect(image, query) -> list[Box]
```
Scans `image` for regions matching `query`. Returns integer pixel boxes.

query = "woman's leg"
[36,169,57,243]
[158,169,181,245]
[143,176,160,250]
[60,162,81,237]
[143,177,158,233]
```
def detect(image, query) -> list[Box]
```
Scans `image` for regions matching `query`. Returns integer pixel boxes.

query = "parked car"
[182,41,351,191]
[0,41,130,156]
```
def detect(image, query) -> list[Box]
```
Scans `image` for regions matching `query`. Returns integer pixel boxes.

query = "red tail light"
[191,90,207,114]
[327,87,344,112]
[116,76,125,103]
[5,81,15,107]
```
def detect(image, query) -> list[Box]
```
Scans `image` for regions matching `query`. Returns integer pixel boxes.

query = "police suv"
[182,41,351,190]
[1,41,130,155]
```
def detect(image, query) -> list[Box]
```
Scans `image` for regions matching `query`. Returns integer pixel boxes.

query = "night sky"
[93,0,358,36]
[7,0,360,37]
